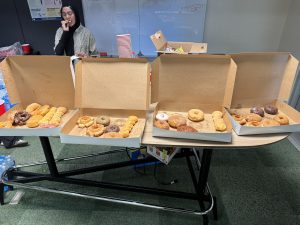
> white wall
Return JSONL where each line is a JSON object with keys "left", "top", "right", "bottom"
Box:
{"left": 204, "top": 0, "right": 292, "bottom": 53}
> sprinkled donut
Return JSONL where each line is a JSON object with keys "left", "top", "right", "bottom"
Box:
{"left": 155, "top": 113, "right": 169, "bottom": 121}
{"left": 188, "top": 109, "right": 204, "bottom": 122}
{"left": 96, "top": 116, "right": 110, "bottom": 126}
{"left": 13, "top": 111, "right": 31, "bottom": 126}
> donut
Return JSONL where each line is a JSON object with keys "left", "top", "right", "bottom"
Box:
{"left": 96, "top": 116, "right": 110, "bottom": 126}
{"left": 177, "top": 125, "right": 197, "bottom": 132}
{"left": 86, "top": 124, "right": 105, "bottom": 137}
{"left": 264, "top": 105, "right": 278, "bottom": 115}
{"left": 26, "top": 115, "right": 43, "bottom": 128}
{"left": 0, "top": 121, "right": 13, "bottom": 128}
{"left": 13, "top": 111, "right": 31, "bottom": 126}
{"left": 77, "top": 116, "right": 94, "bottom": 128}
{"left": 246, "top": 113, "right": 262, "bottom": 122}
{"left": 154, "top": 120, "right": 170, "bottom": 130}
{"left": 246, "top": 121, "right": 262, "bottom": 127}
{"left": 101, "top": 132, "right": 123, "bottom": 138}
{"left": 232, "top": 114, "right": 246, "bottom": 125}
{"left": 212, "top": 111, "right": 223, "bottom": 120}
{"left": 114, "top": 119, "right": 126, "bottom": 127}
{"left": 105, "top": 124, "right": 120, "bottom": 133}
{"left": 213, "top": 118, "right": 227, "bottom": 131}
{"left": 26, "top": 103, "right": 41, "bottom": 114}
{"left": 155, "top": 113, "right": 169, "bottom": 121}
{"left": 274, "top": 114, "right": 289, "bottom": 125}
{"left": 250, "top": 107, "right": 264, "bottom": 117}
{"left": 262, "top": 119, "right": 280, "bottom": 127}
{"left": 188, "top": 109, "right": 204, "bottom": 122}
{"left": 128, "top": 116, "right": 139, "bottom": 124}
{"left": 168, "top": 115, "right": 187, "bottom": 128}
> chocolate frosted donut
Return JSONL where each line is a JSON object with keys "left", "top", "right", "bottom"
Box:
{"left": 105, "top": 124, "right": 120, "bottom": 133}
{"left": 250, "top": 107, "right": 264, "bottom": 117}
{"left": 13, "top": 111, "right": 31, "bottom": 126}
{"left": 264, "top": 105, "right": 278, "bottom": 115}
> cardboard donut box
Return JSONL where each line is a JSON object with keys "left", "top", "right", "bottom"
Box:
{"left": 60, "top": 58, "right": 150, "bottom": 147}
{"left": 227, "top": 52, "right": 300, "bottom": 135}
{"left": 151, "top": 54, "right": 237, "bottom": 143}
{"left": 150, "top": 30, "right": 207, "bottom": 54}
{"left": 0, "top": 56, "right": 76, "bottom": 136}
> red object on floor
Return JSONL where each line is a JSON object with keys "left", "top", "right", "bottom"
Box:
{"left": 0, "top": 99, "right": 6, "bottom": 116}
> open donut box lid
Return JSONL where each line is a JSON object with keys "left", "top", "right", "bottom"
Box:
{"left": 226, "top": 52, "right": 300, "bottom": 135}
{"left": 60, "top": 57, "right": 150, "bottom": 147}
{"left": 150, "top": 30, "right": 207, "bottom": 54}
{"left": 150, "top": 54, "right": 237, "bottom": 143}
{"left": 0, "top": 56, "right": 76, "bottom": 136}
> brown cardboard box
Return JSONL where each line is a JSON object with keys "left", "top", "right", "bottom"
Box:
{"left": 60, "top": 58, "right": 150, "bottom": 147}
{"left": 227, "top": 52, "right": 300, "bottom": 135}
{"left": 151, "top": 54, "right": 237, "bottom": 142}
{"left": 150, "top": 31, "right": 207, "bottom": 54}
{"left": 0, "top": 56, "right": 76, "bottom": 136}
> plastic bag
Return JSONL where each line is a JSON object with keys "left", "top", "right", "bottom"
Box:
{"left": 0, "top": 42, "right": 23, "bottom": 60}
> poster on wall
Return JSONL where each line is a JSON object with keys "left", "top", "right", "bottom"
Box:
{"left": 27, "top": 0, "right": 62, "bottom": 21}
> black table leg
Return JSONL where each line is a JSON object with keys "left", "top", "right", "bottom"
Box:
{"left": 0, "top": 182, "right": 4, "bottom": 205}
{"left": 39, "top": 137, "right": 59, "bottom": 177}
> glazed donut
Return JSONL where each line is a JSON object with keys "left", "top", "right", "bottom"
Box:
{"left": 246, "top": 113, "right": 262, "bottom": 122}
{"left": 26, "top": 115, "right": 43, "bottom": 128}
{"left": 155, "top": 113, "right": 169, "bottom": 121}
{"left": 128, "top": 115, "right": 139, "bottom": 124}
{"left": 13, "top": 111, "right": 31, "bottom": 126}
{"left": 262, "top": 119, "right": 280, "bottom": 127}
{"left": 212, "top": 111, "right": 223, "bottom": 120}
{"left": 232, "top": 114, "right": 246, "bottom": 125}
{"left": 213, "top": 118, "right": 227, "bottom": 131}
{"left": 26, "top": 103, "right": 41, "bottom": 114}
{"left": 105, "top": 124, "right": 120, "bottom": 133}
{"left": 250, "top": 107, "right": 264, "bottom": 117}
{"left": 246, "top": 121, "right": 262, "bottom": 127}
{"left": 274, "top": 114, "right": 289, "bottom": 125}
{"left": 264, "top": 105, "right": 278, "bottom": 115}
{"left": 154, "top": 120, "right": 170, "bottom": 130}
{"left": 168, "top": 115, "right": 187, "bottom": 128}
{"left": 96, "top": 116, "right": 110, "bottom": 126}
{"left": 188, "top": 109, "right": 204, "bottom": 122}
{"left": 177, "top": 125, "right": 197, "bottom": 132}
{"left": 77, "top": 116, "right": 94, "bottom": 128}
{"left": 87, "top": 124, "right": 105, "bottom": 137}
{"left": 101, "top": 132, "right": 123, "bottom": 138}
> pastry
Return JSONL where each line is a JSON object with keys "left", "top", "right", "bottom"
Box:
{"left": 96, "top": 116, "right": 110, "bottom": 126}
{"left": 77, "top": 116, "right": 94, "bottom": 128}
{"left": 26, "top": 115, "right": 43, "bottom": 128}
{"left": 86, "top": 124, "right": 105, "bottom": 137}
{"left": 26, "top": 103, "right": 41, "bottom": 114}
{"left": 154, "top": 120, "right": 170, "bottom": 130}
{"left": 155, "top": 113, "right": 169, "bottom": 121}
{"left": 262, "top": 119, "right": 280, "bottom": 127}
{"left": 250, "top": 106, "right": 264, "bottom": 117}
{"left": 168, "top": 115, "right": 187, "bottom": 128}
{"left": 232, "top": 114, "right": 246, "bottom": 125}
{"left": 246, "top": 121, "right": 262, "bottom": 127}
{"left": 128, "top": 115, "right": 138, "bottom": 124}
{"left": 114, "top": 119, "right": 126, "bottom": 127}
{"left": 119, "top": 130, "right": 130, "bottom": 138}
{"left": 39, "top": 107, "right": 57, "bottom": 125}
{"left": 177, "top": 125, "right": 197, "bottom": 132}
{"left": 0, "top": 121, "right": 13, "bottom": 128}
{"left": 213, "top": 118, "right": 227, "bottom": 131}
{"left": 274, "top": 114, "right": 289, "bottom": 125}
{"left": 264, "top": 105, "right": 278, "bottom": 115}
{"left": 188, "top": 109, "right": 204, "bottom": 122}
{"left": 13, "top": 111, "right": 31, "bottom": 126}
{"left": 246, "top": 113, "right": 262, "bottom": 122}
{"left": 48, "top": 106, "right": 67, "bottom": 127}
{"left": 212, "top": 111, "right": 223, "bottom": 120}
{"left": 101, "top": 132, "right": 123, "bottom": 138}
{"left": 105, "top": 125, "right": 120, "bottom": 133}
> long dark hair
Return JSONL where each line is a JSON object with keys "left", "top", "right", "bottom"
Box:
{"left": 60, "top": 5, "right": 80, "bottom": 29}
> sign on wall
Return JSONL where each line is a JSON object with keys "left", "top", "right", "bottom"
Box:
{"left": 27, "top": 0, "right": 62, "bottom": 21}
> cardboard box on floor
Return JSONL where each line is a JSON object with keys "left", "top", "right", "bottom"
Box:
{"left": 60, "top": 58, "right": 150, "bottom": 147}
{"left": 150, "top": 31, "right": 207, "bottom": 54}
{"left": 227, "top": 52, "right": 300, "bottom": 135}
{"left": 0, "top": 56, "right": 76, "bottom": 136}
{"left": 151, "top": 54, "right": 237, "bottom": 143}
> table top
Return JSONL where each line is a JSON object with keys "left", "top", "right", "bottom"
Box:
{"left": 141, "top": 105, "right": 288, "bottom": 148}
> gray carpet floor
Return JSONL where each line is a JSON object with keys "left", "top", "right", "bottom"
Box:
{"left": 0, "top": 137, "right": 299, "bottom": 225}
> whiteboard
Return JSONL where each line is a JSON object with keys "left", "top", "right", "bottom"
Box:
{"left": 82, "top": 0, "right": 207, "bottom": 56}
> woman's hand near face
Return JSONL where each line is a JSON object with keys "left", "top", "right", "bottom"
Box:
{"left": 61, "top": 20, "right": 70, "bottom": 31}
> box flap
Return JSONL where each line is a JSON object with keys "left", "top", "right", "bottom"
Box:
{"left": 75, "top": 58, "right": 150, "bottom": 110}
{"left": 1, "top": 56, "right": 75, "bottom": 108}
{"left": 230, "top": 52, "right": 299, "bottom": 107}
{"left": 151, "top": 54, "right": 237, "bottom": 111}
{"left": 150, "top": 30, "right": 167, "bottom": 51}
